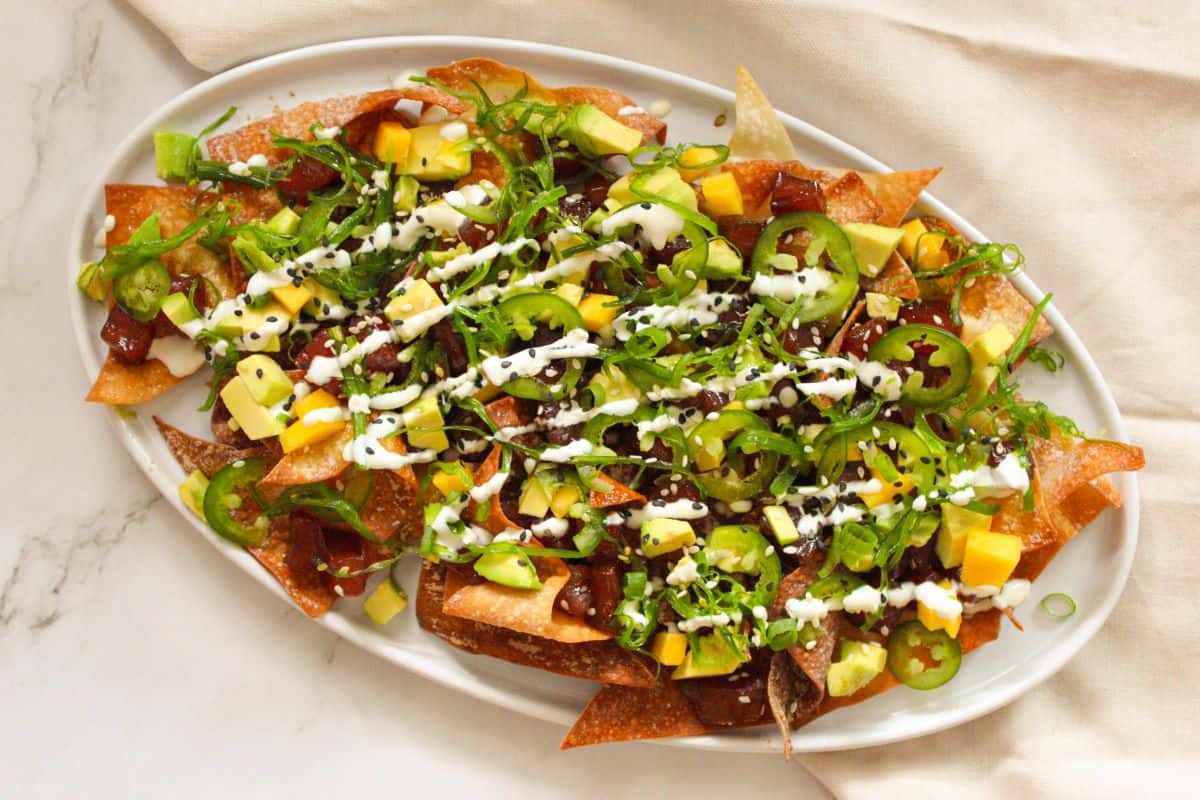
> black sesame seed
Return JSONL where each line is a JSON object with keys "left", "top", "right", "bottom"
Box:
{"left": 255, "top": 368, "right": 264, "bottom": 379}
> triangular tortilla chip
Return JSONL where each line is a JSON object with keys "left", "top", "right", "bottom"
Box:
{"left": 206, "top": 86, "right": 469, "bottom": 166}
{"left": 589, "top": 473, "right": 645, "bottom": 509}
{"left": 823, "top": 171, "right": 882, "bottom": 225}
{"left": 426, "top": 58, "right": 666, "bottom": 146}
{"left": 87, "top": 352, "right": 182, "bottom": 405}
{"left": 357, "top": 469, "right": 422, "bottom": 544}
{"left": 858, "top": 168, "right": 943, "bottom": 227}
{"left": 248, "top": 515, "right": 337, "bottom": 618}
{"left": 728, "top": 65, "right": 797, "bottom": 160}
{"left": 260, "top": 422, "right": 353, "bottom": 486}
{"left": 958, "top": 274, "right": 1055, "bottom": 348}
{"left": 416, "top": 561, "right": 655, "bottom": 686}
{"left": 864, "top": 251, "right": 921, "bottom": 300}
{"left": 154, "top": 416, "right": 261, "bottom": 477}
{"left": 442, "top": 551, "right": 611, "bottom": 644}
{"left": 561, "top": 679, "right": 710, "bottom": 749}
{"left": 105, "top": 184, "right": 244, "bottom": 300}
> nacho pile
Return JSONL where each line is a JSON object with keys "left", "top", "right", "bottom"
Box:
{"left": 80, "top": 58, "right": 1143, "bottom": 752}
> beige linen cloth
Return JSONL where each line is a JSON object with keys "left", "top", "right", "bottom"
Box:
{"left": 126, "top": 0, "right": 1200, "bottom": 795}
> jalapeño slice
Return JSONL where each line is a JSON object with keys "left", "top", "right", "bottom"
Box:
{"left": 496, "top": 291, "right": 586, "bottom": 401}
{"left": 749, "top": 212, "right": 859, "bottom": 324}
{"left": 113, "top": 260, "right": 171, "bottom": 322}
{"left": 886, "top": 620, "right": 963, "bottom": 690}
{"left": 816, "top": 421, "right": 935, "bottom": 489}
{"left": 202, "top": 456, "right": 270, "bottom": 547}
{"left": 688, "top": 410, "right": 779, "bottom": 502}
{"left": 867, "top": 323, "right": 971, "bottom": 407}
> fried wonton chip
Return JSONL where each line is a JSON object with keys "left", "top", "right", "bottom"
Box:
{"left": 425, "top": 58, "right": 666, "bottom": 145}
{"left": 87, "top": 352, "right": 183, "bottom": 405}
{"left": 959, "top": 274, "right": 1055, "bottom": 347}
{"left": 105, "top": 184, "right": 243, "bottom": 299}
{"left": 206, "top": 86, "right": 469, "bottom": 166}
{"left": 249, "top": 515, "right": 337, "bottom": 618}
{"left": 154, "top": 416, "right": 261, "bottom": 477}
{"left": 259, "top": 422, "right": 353, "bottom": 486}
{"left": 865, "top": 252, "right": 921, "bottom": 300}
{"left": 441, "top": 550, "right": 611, "bottom": 644}
{"left": 728, "top": 65, "right": 797, "bottom": 160}
{"left": 827, "top": 299, "right": 867, "bottom": 356}
{"left": 721, "top": 160, "right": 828, "bottom": 216}
{"left": 465, "top": 446, "right": 520, "bottom": 533}
{"left": 561, "top": 678, "right": 711, "bottom": 749}
{"left": 823, "top": 171, "right": 882, "bottom": 225}
{"left": 417, "top": 561, "right": 655, "bottom": 686}
{"left": 589, "top": 473, "right": 645, "bottom": 509}
{"left": 767, "top": 556, "right": 841, "bottom": 757}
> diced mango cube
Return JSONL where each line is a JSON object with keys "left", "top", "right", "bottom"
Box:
{"left": 961, "top": 530, "right": 1023, "bottom": 588}
{"left": 579, "top": 293, "right": 619, "bottom": 333}
{"left": 279, "top": 389, "right": 344, "bottom": 453}
{"left": 917, "top": 580, "right": 962, "bottom": 639}
{"left": 651, "top": 632, "right": 689, "bottom": 666}
{"left": 860, "top": 471, "right": 916, "bottom": 509}
{"left": 373, "top": 121, "right": 413, "bottom": 165}
{"left": 270, "top": 283, "right": 313, "bottom": 317}
{"left": 550, "top": 485, "right": 581, "bottom": 518}
{"left": 699, "top": 172, "right": 744, "bottom": 217}
{"left": 676, "top": 146, "right": 721, "bottom": 181}
{"left": 898, "top": 219, "right": 950, "bottom": 270}
{"left": 432, "top": 469, "right": 470, "bottom": 498}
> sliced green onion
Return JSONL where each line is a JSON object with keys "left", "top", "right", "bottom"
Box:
{"left": 1040, "top": 593, "right": 1076, "bottom": 620}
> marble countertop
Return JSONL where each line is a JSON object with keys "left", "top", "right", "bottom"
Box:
{"left": 0, "top": 2, "right": 826, "bottom": 795}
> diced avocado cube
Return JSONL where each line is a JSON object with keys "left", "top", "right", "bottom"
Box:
{"left": 842, "top": 222, "right": 905, "bottom": 278}
{"left": 607, "top": 167, "right": 697, "bottom": 212}
{"left": 705, "top": 525, "right": 774, "bottom": 574}
{"left": 936, "top": 504, "right": 994, "bottom": 568}
{"left": 177, "top": 469, "right": 209, "bottom": 518}
{"left": 826, "top": 640, "right": 887, "bottom": 697}
{"left": 968, "top": 323, "right": 1016, "bottom": 366}
{"left": 960, "top": 530, "right": 1022, "bottom": 588}
{"left": 555, "top": 283, "right": 584, "bottom": 307}
{"left": 373, "top": 121, "right": 413, "bottom": 165}
{"left": 402, "top": 395, "right": 449, "bottom": 452}
{"left": 560, "top": 104, "right": 643, "bottom": 156}
{"left": 231, "top": 234, "right": 277, "bottom": 274}
{"left": 236, "top": 354, "right": 293, "bottom": 406}
{"left": 865, "top": 292, "right": 901, "bottom": 321}
{"left": 393, "top": 175, "right": 421, "bottom": 212}
{"left": 641, "top": 518, "right": 696, "bottom": 558}
{"left": 153, "top": 131, "right": 196, "bottom": 181}
{"left": 650, "top": 632, "right": 688, "bottom": 666}
{"left": 303, "top": 279, "right": 343, "bottom": 317}
{"left": 473, "top": 551, "right": 541, "bottom": 590}
{"left": 219, "top": 377, "right": 286, "bottom": 441}
{"left": 265, "top": 206, "right": 301, "bottom": 236}
{"left": 587, "top": 366, "right": 641, "bottom": 405}
{"left": 702, "top": 239, "right": 744, "bottom": 279}
{"left": 384, "top": 279, "right": 445, "bottom": 341}
{"left": 698, "top": 172, "right": 744, "bottom": 217}
{"left": 77, "top": 261, "right": 107, "bottom": 303}
{"left": 159, "top": 292, "right": 197, "bottom": 328}
{"left": 672, "top": 633, "right": 746, "bottom": 679}
{"left": 363, "top": 577, "right": 409, "bottom": 625}
{"left": 400, "top": 124, "right": 471, "bottom": 181}
{"left": 762, "top": 505, "right": 800, "bottom": 545}
{"left": 517, "top": 473, "right": 553, "bottom": 517}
